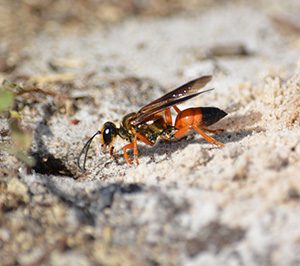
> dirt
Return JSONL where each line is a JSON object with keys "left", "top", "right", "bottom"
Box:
{"left": 1, "top": 0, "right": 300, "bottom": 265}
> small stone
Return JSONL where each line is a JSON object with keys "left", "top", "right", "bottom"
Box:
{"left": 7, "top": 178, "right": 29, "bottom": 203}
{"left": 211, "top": 180, "right": 226, "bottom": 192}
{"left": 0, "top": 228, "right": 10, "bottom": 242}
{"left": 18, "top": 248, "right": 44, "bottom": 265}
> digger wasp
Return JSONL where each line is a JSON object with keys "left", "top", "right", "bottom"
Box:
{"left": 77, "top": 75, "right": 227, "bottom": 171}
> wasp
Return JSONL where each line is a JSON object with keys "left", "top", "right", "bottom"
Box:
{"left": 77, "top": 75, "right": 227, "bottom": 170}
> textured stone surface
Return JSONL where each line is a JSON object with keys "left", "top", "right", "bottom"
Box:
{"left": 1, "top": 1, "right": 300, "bottom": 265}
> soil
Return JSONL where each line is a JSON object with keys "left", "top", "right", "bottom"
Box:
{"left": 1, "top": 0, "right": 300, "bottom": 265}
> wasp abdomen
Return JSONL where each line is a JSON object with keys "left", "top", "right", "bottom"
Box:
{"left": 174, "top": 107, "right": 227, "bottom": 129}
{"left": 174, "top": 108, "right": 199, "bottom": 128}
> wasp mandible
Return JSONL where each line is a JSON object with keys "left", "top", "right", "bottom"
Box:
{"left": 77, "top": 75, "right": 227, "bottom": 170}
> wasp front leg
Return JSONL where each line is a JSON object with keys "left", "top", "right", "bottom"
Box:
{"left": 109, "top": 145, "right": 120, "bottom": 163}
{"left": 192, "top": 125, "right": 224, "bottom": 147}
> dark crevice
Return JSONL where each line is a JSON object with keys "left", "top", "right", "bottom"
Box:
{"left": 31, "top": 152, "right": 73, "bottom": 176}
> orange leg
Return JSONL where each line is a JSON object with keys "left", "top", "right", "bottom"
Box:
{"left": 173, "top": 125, "right": 224, "bottom": 147}
{"left": 122, "top": 133, "right": 154, "bottom": 164}
{"left": 192, "top": 125, "right": 224, "bottom": 147}
{"left": 136, "top": 133, "right": 154, "bottom": 146}
{"left": 173, "top": 126, "right": 191, "bottom": 139}
{"left": 165, "top": 106, "right": 181, "bottom": 126}
{"left": 164, "top": 108, "right": 172, "bottom": 125}
{"left": 133, "top": 135, "right": 139, "bottom": 165}
{"left": 109, "top": 145, "right": 120, "bottom": 163}
{"left": 123, "top": 142, "right": 134, "bottom": 164}
{"left": 173, "top": 105, "right": 181, "bottom": 114}
{"left": 109, "top": 145, "right": 115, "bottom": 158}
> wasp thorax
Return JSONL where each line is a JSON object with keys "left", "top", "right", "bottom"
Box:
{"left": 100, "top": 122, "right": 118, "bottom": 146}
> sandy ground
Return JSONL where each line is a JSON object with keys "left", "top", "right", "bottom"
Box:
{"left": 1, "top": 1, "right": 300, "bottom": 265}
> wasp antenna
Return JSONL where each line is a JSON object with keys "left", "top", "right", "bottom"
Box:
{"left": 77, "top": 131, "right": 101, "bottom": 172}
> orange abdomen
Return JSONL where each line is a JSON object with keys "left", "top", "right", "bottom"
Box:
{"left": 175, "top": 108, "right": 203, "bottom": 129}
{"left": 175, "top": 107, "right": 227, "bottom": 129}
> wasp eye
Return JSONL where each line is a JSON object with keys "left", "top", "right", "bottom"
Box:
{"left": 102, "top": 122, "right": 118, "bottom": 145}
{"left": 103, "top": 128, "right": 112, "bottom": 144}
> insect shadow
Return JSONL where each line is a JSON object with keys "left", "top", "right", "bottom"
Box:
{"left": 216, "top": 111, "right": 263, "bottom": 130}
{"left": 38, "top": 176, "right": 143, "bottom": 225}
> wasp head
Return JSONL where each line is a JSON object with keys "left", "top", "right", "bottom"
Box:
{"left": 77, "top": 122, "right": 119, "bottom": 172}
{"left": 100, "top": 122, "right": 118, "bottom": 152}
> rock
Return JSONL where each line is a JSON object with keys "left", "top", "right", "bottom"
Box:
{"left": 7, "top": 178, "right": 29, "bottom": 203}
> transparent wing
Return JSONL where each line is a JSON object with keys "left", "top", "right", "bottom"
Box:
{"left": 131, "top": 75, "right": 212, "bottom": 125}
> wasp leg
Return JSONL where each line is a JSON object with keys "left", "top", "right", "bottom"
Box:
{"left": 109, "top": 145, "right": 114, "bottom": 157}
{"left": 134, "top": 133, "right": 156, "bottom": 165}
{"left": 173, "top": 125, "right": 191, "bottom": 140}
{"left": 123, "top": 133, "right": 154, "bottom": 165}
{"left": 192, "top": 125, "right": 224, "bottom": 147}
{"left": 109, "top": 145, "right": 119, "bottom": 163}
{"left": 173, "top": 105, "right": 181, "bottom": 114}
{"left": 133, "top": 135, "right": 139, "bottom": 165}
{"left": 173, "top": 125, "right": 224, "bottom": 147}
{"left": 165, "top": 105, "right": 181, "bottom": 126}
{"left": 164, "top": 108, "right": 173, "bottom": 125}
{"left": 202, "top": 127, "right": 225, "bottom": 134}
{"left": 123, "top": 142, "right": 134, "bottom": 164}
{"left": 136, "top": 133, "right": 154, "bottom": 146}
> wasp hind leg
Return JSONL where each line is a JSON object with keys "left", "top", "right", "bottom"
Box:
{"left": 173, "top": 125, "right": 224, "bottom": 147}
{"left": 192, "top": 125, "right": 224, "bottom": 147}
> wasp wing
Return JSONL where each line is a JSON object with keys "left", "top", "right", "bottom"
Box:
{"left": 131, "top": 75, "right": 212, "bottom": 126}
{"left": 138, "top": 75, "right": 212, "bottom": 114}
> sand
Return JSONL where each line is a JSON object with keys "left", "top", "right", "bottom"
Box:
{"left": 1, "top": 1, "right": 300, "bottom": 265}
